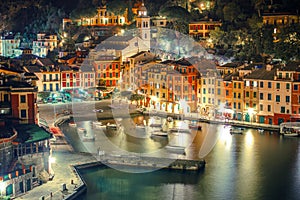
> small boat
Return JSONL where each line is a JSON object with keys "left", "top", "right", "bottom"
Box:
{"left": 77, "top": 127, "right": 87, "bottom": 134}
{"left": 282, "top": 131, "right": 299, "bottom": 137}
{"left": 106, "top": 123, "right": 122, "bottom": 136}
{"left": 69, "top": 122, "right": 77, "bottom": 127}
{"left": 258, "top": 129, "right": 264, "bottom": 133}
{"left": 230, "top": 128, "right": 243, "bottom": 134}
{"left": 92, "top": 121, "right": 105, "bottom": 129}
{"left": 150, "top": 131, "right": 168, "bottom": 138}
{"left": 165, "top": 145, "right": 186, "bottom": 155}
{"left": 169, "top": 128, "right": 191, "bottom": 133}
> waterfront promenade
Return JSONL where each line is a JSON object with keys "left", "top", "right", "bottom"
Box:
{"left": 19, "top": 100, "right": 280, "bottom": 199}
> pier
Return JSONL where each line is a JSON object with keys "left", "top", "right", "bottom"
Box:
{"left": 93, "top": 153, "right": 206, "bottom": 171}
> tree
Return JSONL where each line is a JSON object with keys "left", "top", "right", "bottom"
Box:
{"left": 106, "top": 0, "right": 127, "bottom": 17}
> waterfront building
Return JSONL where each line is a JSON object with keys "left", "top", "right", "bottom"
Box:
{"left": 146, "top": 63, "right": 168, "bottom": 110}
{"left": 24, "top": 65, "right": 61, "bottom": 93}
{"left": 199, "top": 69, "right": 220, "bottom": 117}
{"left": 121, "top": 51, "right": 156, "bottom": 90}
{"left": 273, "top": 66, "right": 293, "bottom": 125}
{"left": 79, "top": 64, "right": 95, "bottom": 89}
{"left": 59, "top": 65, "right": 80, "bottom": 90}
{"left": 288, "top": 61, "right": 300, "bottom": 122}
{"left": 188, "top": 20, "right": 222, "bottom": 40}
{"left": 32, "top": 33, "right": 58, "bottom": 58}
{"left": 166, "top": 58, "right": 199, "bottom": 113}
{"left": 93, "top": 55, "right": 121, "bottom": 87}
{"left": 0, "top": 32, "right": 21, "bottom": 58}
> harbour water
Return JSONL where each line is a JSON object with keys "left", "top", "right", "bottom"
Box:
{"left": 60, "top": 116, "right": 300, "bottom": 200}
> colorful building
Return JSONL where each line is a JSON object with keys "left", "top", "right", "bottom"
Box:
{"left": 0, "top": 32, "right": 21, "bottom": 58}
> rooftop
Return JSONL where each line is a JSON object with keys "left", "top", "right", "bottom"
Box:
{"left": 14, "top": 124, "right": 51, "bottom": 144}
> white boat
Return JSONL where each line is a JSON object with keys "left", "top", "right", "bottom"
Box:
{"left": 106, "top": 123, "right": 122, "bottom": 136}
{"left": 169, "top": 127, "right": 191, "bottom": 133}
{"left": 282, "top": 131, "right": 299, "bottom": 137}
{"left": 77, "top": 127, "right": 87, "bottom": 134}
{"left": 230, "top": 128, "right": 243, "bottom": 134}
{"left": 69, "top": 122, "right": 77, "bottom": 127}
{"left": 280, "top": 122, "right": 300, "bottom": 137}
{"left": 165, "top": 145, "right": 186, "bottom": 155}
{"left": 92, "top": 121, "right": 105, "bottom": 129}
{"left": 150, "top": 131, "right": 168, "bottom": 138}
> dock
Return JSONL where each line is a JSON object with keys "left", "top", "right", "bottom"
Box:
{"left": 93, "top": 153, "right": 206, "bottom": 171}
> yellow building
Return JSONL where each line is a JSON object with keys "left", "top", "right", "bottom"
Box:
{"left": 262, "top": 12, "right": 300, "bottom": 26}
{"left": 75, "top": 5, "right": 126, "bottom": 26}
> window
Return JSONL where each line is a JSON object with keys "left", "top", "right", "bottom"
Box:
{"left": 286, "top": 83, "right": 290, "bottom": 90}
{"left": 276, "top": 83, "right": 280, "bottom": 89}
{"left": 234, "top": 83, "right": 236, "bottom": 88}
{"left": 286, "top": 96, "right": 290, "bottom": 103}
{"left": 238, "top": 103, "right": 241, "bottom": 109}
{"left": 226, "top": 90, "right": 229, "bottom": 96}
{"left": 246, "top": 103, "right": 249, "bottom": 108}
{"left": 260, "top": 82, "right": 264, "bottom": 88}
{"left": 238, "top": 83, "right": 241, "bottom": 89}
{"left": 203, "top": 97, "right": 206, "bottom": 103}
{"left": 234, "top": 92, "right": 236, "bottom": 98}
{"left": 21, "top": 109, "right": 27, "bottom": 118}
{"left": 203, "top": 88, "right": 206, "bottom": 94}
{"left": 116, "top": 73, "right": 118, "bottom": 78}
{"left": 268, "top": 82, "right": 272, "bottom": 88}
{"left": 268, "top": 94, "right": 272, "bottom": 100}
{"left": 253, "top": 92, "right": 257, "bottom": 98}
{"left": 281, "top": 106, "right": 285, "bottom": 113}
{"left": 234, "top": 102, "right": 236, "bottom": 109}
{"left": 260, "top": 93, "right": 264, "bottom": 100}
{"left": 268, "top": 105, "right": 271, "bottom": 112}
{"left": 253, "top": 103, "right": 257, "bottom": 109}
{"left": 246, "top": 91, "right": 249, "bottom": 97}
{"left": 294, "top": 85, "right": 298, "bottom": 90}
{"left": 20, "top": 95, "right": 26, "bottom": 103}
{"left": 217, "top": 89, "right": 221, "bottom": 95}
{"left": 276, "top": 95, "right": 280, "bottom": 102}
{"left": 260, "top": 104, "right": 263, "bottom": 111}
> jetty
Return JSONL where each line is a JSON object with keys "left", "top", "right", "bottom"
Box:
{"left": 94, "top": 153, "right": 206, "bottom": 171}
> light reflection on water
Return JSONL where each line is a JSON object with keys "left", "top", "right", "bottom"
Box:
{"left": 60, "top": 117, "right": 300, "bottom": 200}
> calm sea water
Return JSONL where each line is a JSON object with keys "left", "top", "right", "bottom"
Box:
{"left": 61, "top": 117, "right": 300, "bottom": 200}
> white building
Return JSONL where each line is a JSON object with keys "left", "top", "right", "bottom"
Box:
{"left": 0, "top": 33, "right": 21, "bottom": 58}
{"left": 32, "top": 33, "right": 58, "bottom": 58}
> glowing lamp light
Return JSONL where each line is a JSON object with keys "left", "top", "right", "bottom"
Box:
{"left": 0, "top": 181, "right": 5, "bottom": 195}
{"left": 49, "top": 156, "right": 56, "bottom": 164}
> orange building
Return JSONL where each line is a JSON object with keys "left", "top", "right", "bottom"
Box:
{"left": 189, "top": 20, "right": 222, "bottom": 39}
{"left": 93, "top": 55, "right": 122, "bottom": 87}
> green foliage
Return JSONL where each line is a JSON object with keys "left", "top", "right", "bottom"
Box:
{"left": 106, "top": 0, "right": 127, "bottom": 16}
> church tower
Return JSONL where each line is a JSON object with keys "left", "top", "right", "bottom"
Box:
{"left": 136, "top": 1, "right": 151, "bottom": 50}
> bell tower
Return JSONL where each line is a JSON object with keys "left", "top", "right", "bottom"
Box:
{"left": 136, "top": 1, "right": 150, "bottom": 50}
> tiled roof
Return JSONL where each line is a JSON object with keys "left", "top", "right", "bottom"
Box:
{"left": 80, "top": 64, "right": 94, "bottom": 72}
{"left": 37, "top": 58, "right": 54, "bottom": 66}
{"left": 244, "top": 66, "right": 278, "bottom": 80}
